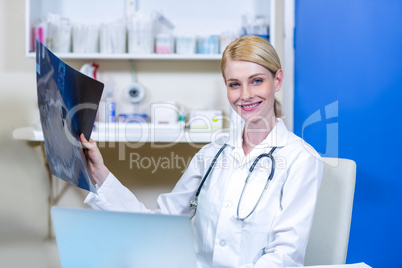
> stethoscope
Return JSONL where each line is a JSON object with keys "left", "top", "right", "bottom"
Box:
{"left": 189, "top": 144, "right": 277, "bottom": 221}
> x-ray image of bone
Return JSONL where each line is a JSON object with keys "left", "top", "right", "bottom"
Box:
{"left": 36, "top": 40, "right": 103, "bottom": 192}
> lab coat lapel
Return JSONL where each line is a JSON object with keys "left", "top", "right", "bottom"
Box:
{"left": 228, "top": 119, "right": 289, "bottom": 168}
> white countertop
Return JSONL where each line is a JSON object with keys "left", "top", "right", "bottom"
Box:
{"left": 12, "top": 122, "right": 229, "bottom": 144}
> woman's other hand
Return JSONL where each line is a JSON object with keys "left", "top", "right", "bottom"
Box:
{"left": 80, "top": 133, "right": 109, "bottom": 186}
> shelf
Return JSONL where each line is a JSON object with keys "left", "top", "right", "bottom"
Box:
{"left": 26, "top": 0, "right": 274, "bottom": 61}
{"left": 12, "top": 124, "right": 229, "bottom": 144}
{"left": 26, "top": 52, "right": 223, "bottom": 61}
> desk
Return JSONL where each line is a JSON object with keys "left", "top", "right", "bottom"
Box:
{"left": 291, "top": 264, "right": 371, "bottom": 268}
{"left": 13, "top": 123, "right": 228, "bottom": 238}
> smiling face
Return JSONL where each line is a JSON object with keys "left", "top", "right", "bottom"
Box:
{"left": 224, "top": 59, "right": 283, "bottom": 124}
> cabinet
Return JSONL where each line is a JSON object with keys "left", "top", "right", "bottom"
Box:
{"left": 25, "top": 0, "right": 277, "bottom": 60}
{"left": 24, "top": 0, "right": 295, "bottom": 130}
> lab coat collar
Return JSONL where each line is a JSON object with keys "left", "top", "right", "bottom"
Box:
{"left": 227, "top": 119, "right": 289, "bottom": 166}
{"left": 227, "top": 118, "right": 288, "bottom": 149}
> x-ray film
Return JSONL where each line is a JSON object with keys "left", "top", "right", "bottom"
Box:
{"left": 36, "top": 40, "right": 104, "bottom": 193}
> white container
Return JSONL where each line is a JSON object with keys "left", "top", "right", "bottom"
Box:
{"left": 47, "top": 14, "right": 72, "bottom": 53}
{"left": 151, "top": 103, "right": 180, "bottom": 125}
{"left": 127, "top": 11, "right": 155, "bottom": 54}
{"left": 100, "top": 20, "right": 126, "bottom": 54}
{"left": 73, "top": 24, "right": 99, "bottom": 53}
{"left": 189, "top": 110, "right": 223, "bottom": 132}
{"left": 220, "top": 31, "right": 237, "bottom": 53}
{"left": 176, "top": 35, "right": 196, "bottom": 54}
{"left": 155, "top": 33, "right": 175, "bottom": 54}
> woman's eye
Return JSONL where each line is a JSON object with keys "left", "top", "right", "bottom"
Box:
{"left": 252, "top": 78, "right": 263, "bottom": 85}
{"left": 229, "top": 82, "right": 240, "bottom": 88}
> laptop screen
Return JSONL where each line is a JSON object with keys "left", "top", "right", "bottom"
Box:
{"left": 51, "top": 207, "right": 197, "bottom": 268}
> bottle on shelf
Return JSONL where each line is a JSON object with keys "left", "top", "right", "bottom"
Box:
{"left": 98, "top": 82, "right": 116, "bottom": 124}
{"left": 105, "top": 87, "right": 116, "bottom": 123}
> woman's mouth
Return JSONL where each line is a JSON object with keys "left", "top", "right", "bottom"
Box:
{"left": 239, "top": 101, "right": 262, "bottom": 111}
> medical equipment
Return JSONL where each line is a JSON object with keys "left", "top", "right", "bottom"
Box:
{"left": 220, "top": 31, "right": 237, "bottom": 53}
{"left": 151, "top": 102, "right": 181, "bottom": 125}
{"left": 190, "top": 144, "right": 277, "bottom": 221}
{"left": 47, "top": 13, "right": 72, "bottom": 53}
{"left": 105, "top": 89, "right": 116, "bottom": 123}
{"left": 127, "top": 11, "right": 155, "bottom": 54}
{"left": 126, "top": 82, "right": 145, "bottom": 104}
{"left": 118, "top": 113, "right": 149, "bottom": 123}
{"left": 79, "top": 62, "right": 99, "bottom": 79}
{"left": 241, "top": 14, "right": 269, "bottom": 40}
{"left": 32, "top": 20, "right": 47, "bottom": 52}
{"left": 97, "top": 82, "right": 116, "bottom": 123}
{"left": 73, "top": 23, "right": 99, "bottom": 53}
{"left": 155, "top": 33, "right": 175, "bottom": 54}
{"left": 189, "top": 110, "right": 223, "bottom": 132}
{"left": 100, "top": 19, "right": 126, "bottom": 54}
{"left": 120, "top": 60, "right": 146, "bottom": 116}
{"left": 197, "top": 35, "right": 220, "bottom": 54}
{"left": 176, "top": 35, "right": 196, "bottom": 54}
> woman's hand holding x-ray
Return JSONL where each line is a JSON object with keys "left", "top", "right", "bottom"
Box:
{"left": 80, "top": 133, "right": 109, "bottom": 187}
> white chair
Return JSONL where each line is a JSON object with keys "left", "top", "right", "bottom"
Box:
{"left": 304, "top": 157, "right": 357, "bottom": 266}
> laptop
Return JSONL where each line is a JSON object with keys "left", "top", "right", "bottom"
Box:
{"left": 51, "top": 207, "right": 197, "bottom": 268}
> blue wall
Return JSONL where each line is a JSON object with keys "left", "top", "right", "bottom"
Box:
{"left": 294, "top": 1, "right": 402, "bottom": 267}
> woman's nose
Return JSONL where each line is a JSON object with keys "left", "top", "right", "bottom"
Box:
{"left": 241, "top": 85, "right": 253, "bottom": 100}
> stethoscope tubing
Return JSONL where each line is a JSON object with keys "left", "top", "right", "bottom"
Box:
{"left": 195, "top": 144, "right": 228, "bottom": 198}
{"left": 190, "top": 144, "right": 277, "bottom": 221}
{"left": 189, "top": 143, "right": 228, "bottom": 211}
{"left": 236, "top": 148, "right": 276, "bottom": 221}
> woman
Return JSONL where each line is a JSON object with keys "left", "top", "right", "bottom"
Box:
{"left": 81, "top": 35, "right": 323, "bottom": 267}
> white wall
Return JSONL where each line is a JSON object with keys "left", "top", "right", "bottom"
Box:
{"left": 0, "top": 0, "right": 50, "bottom": 266}
{"left": 0, "top": 0, "right": 285, "bottom": 267}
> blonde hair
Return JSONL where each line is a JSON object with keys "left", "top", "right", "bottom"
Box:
{"left": 221, "top": 35, "right": 283, "bottom": 117}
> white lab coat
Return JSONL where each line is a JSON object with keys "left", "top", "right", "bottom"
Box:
{"left": 85, "top": 119, "right": 323, "bottom": 268}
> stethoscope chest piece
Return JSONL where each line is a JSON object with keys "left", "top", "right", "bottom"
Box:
{"left": 189, "top": 199, "right": 198, "bottom": 210}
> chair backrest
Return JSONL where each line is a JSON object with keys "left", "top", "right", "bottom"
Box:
{"left": 304, "top": 157, "right": 357, "bottom": 266}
